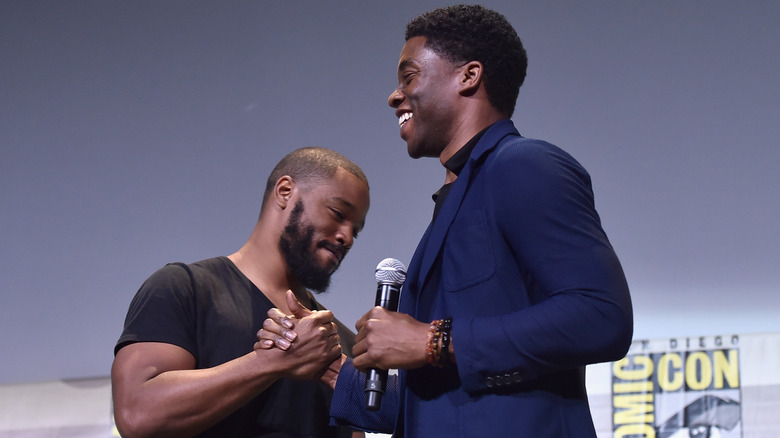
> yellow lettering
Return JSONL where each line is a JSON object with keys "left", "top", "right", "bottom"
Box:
{"left": 614, "top": 355, "right": 654, "bottom": 380}
{"left": 686, "top": 351, "right": 712, "bottom": 390}
{"left": 613, "top": 393, "right": 654, "bottom": 424}
{"left": 614, "top": 423, "right": 656, "bottom": 438}
{"left": 713, "top": 349, "right": 740, "bottom": 388}
{"left": 657, "top": 353, "right": 683, "bottom": 392}
{"left": 613, "top": 381, "right": 654, "bottom": 393}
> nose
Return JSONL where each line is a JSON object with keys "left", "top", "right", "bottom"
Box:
{"left": 335, "top": 224, "right": 354, "bottom": 251}
{"left": 388, "top": 88, "right": 403, "bottom": 108}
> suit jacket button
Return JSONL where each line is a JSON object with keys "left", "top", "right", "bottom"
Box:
{"left": 502, "top": 373, "right": 513, "bottom": 385}
{"left": 512, "top": 371, "right": 522, "bottom": 383}
{"left": 485, "top": 377, "right": 494, "bottom": 388}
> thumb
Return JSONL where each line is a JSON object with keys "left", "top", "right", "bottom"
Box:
{"left": 286, "top": 290, "right": 313, "bottom": 319}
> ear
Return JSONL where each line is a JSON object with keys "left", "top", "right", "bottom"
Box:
{"left": 273, "top": 175, "right": 296, "bottom": 209}
{"left": 458, "top": 60, "right": 484, "bottom": 96}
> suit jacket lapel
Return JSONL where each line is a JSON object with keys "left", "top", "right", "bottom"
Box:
{"left": 414, "top": 120, "right": 519, "bottom": 293}
{"left": 400, "top": 223, "right": 430, "bottom": 316}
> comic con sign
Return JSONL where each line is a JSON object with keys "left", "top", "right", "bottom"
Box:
{"left": 612, "top": 335, "right": 742, "bottom": 438}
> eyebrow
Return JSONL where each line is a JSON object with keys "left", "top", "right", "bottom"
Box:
{"left": 329, "top": 196, "right": 354, "bottom": 208}
{"left": 397, "top": 58, "right": 417, "bottom": 73}
{"left": 329, "top": 197, "right": 366, "bottom": 230}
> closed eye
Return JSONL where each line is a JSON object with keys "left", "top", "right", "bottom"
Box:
{"left": 330, "top": 208, "right": 345, "bottom": 221}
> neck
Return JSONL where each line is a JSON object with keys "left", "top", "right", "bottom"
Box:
{"left": 228, "top": 229, "right": 309, "bottom": 314}
{"left": 438, "top": 109, "right": 505, "bottom": 167}
{"left": 444, "top": 169, "right": 458, "bottom": 184}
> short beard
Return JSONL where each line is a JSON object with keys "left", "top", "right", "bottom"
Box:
{"left": 279, "top": 200, "right": 333, "bottom": 293}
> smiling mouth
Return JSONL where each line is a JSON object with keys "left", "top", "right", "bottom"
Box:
{"left": 319, "top": 242, "right": 345, "bottom": 263}
{"left": 398, "top": 112, "right": 412, "bottom": 127}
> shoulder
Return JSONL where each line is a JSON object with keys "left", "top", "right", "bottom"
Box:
{"left": 154, "top": 257, "right": 231, "bottom": 283}
{"left": 474, "top": 137, "right": 594, "bottom": 215}
{"left": 486, "top": 136, "right": 590, "bottom": 186}
{"left": 139, "top": 262, "right": 190, "bottom": 292}
{"left": 135, "top": 257, "right": 228, "bottom": 300}
{"left": 492, "top": 136, "right": 577, "bottom": 165}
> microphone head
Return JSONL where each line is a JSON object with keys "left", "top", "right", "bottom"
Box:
{"left": 375, "top": 258, "right": 407, "bottom": 285}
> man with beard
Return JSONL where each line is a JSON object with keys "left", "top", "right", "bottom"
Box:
{"left": 111, "top": 147, "right": 370, "bottom": 438}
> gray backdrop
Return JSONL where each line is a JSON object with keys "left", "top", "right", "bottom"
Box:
{"left": 2, "top": 1, "right": 778, "bottom": 384}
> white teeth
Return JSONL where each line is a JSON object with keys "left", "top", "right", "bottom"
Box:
{"left": 398, "top": 112, "right": 413, "bottom": 126}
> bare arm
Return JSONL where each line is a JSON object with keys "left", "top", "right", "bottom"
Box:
{"left": 112, "top": 308, "right": 341, "bottom": 438}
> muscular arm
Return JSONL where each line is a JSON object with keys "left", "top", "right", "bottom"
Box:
{"left": 112, "top": 309, "right": 341, "bottom": 438}
{"left": 112, "top": 343, "right": 281, "bottom": 437}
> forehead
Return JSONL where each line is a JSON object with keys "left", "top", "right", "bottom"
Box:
{"left": 305, "top": 168, "right": 369, "bottom": 217}
{"left": 400, "top": 36, "right": 427, "bottom": 58}
{"left": 397, "top": 36, "right": 451, "bottom": 73}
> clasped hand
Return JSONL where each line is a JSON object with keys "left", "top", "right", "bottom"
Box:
{"left": 254, "top": 291, "right": 342, "bottom": 383}
{"left": 257, "top": 293, "right": 431, "bottom": 378}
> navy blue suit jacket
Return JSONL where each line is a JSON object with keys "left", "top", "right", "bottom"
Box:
{"left": 331, "top": 120, "right": 633, "bottom": 437}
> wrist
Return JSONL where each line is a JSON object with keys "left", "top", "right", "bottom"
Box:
{"left": 426, "top": 317, "right": 453, "bottom": 368}
{"left": 249, "top": 347, "right": 288, "bottom": 380}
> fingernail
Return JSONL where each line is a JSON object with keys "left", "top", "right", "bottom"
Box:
{"left": 278, "top": 338, "right": 291, "bottom": 349}
{"left": 282, "top": 318, "right": 294, "bottom": 329}
{"left": 284, "top": 330, "right": 297, "bottom": 341}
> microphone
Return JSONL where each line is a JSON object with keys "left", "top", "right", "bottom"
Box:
{"left": 365, "top": 258, "right": 407, "bottom": 411}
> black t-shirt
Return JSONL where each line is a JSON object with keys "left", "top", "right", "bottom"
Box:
{"left": 116, "top": 256, "right": 354, "bottom": 438}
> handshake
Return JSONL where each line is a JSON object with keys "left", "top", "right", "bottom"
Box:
{"left": 254, "top": 289, "right": 434, "bottom": 391}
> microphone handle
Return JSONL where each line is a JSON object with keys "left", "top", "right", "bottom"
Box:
{"left": 365, "top": 368, "right": 388, "bottom": 410}
{"left": 365, "top": 282, "right": 401, "bottom": 411}
{"left": 375, "top": 282, "right": 401, "bottom": 309}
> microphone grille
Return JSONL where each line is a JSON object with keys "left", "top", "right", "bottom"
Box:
{"left": 375, "top": 258, "right": 407, "bottom": 285}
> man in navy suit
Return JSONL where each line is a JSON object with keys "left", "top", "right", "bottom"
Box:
{"left": 260, "top": 5, "right": 633, "bottom": 437}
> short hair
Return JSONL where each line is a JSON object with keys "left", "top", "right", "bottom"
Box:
{"left": 262, "top": 147, "right": 368, "bottom": 205}
{"left": 405, "top": 5, "right": 527, "bottom": 117}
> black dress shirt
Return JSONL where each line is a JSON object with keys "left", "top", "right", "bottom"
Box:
{"left": 431, "top": 126, "right": 490, "bottom": 223}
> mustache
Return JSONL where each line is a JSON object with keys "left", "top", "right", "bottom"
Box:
{"left": 318, "top": 240, "right": 347, "bottom": 262}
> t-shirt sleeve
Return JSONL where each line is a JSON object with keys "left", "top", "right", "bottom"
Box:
{"left": 114, "top": 263, "right": 198, "bottom": 356}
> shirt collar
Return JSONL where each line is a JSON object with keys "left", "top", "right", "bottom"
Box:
{"left": 443, "top": 125, "right": 490, "bottom": 176}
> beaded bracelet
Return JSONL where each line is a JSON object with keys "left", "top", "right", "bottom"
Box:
{"left": 426, "top": 319, "right": 442, "bottom": 367}
{"left": 439, "top": 317, "right": 452, "bottom": 367}
{"left": 426, "top": 317, "right": 453, "bottom": 368}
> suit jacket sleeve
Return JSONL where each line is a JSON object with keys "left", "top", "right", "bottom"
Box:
{"left": 453, "top": 137, "right": 633, "bottom": 393}
{"left": 329, "top": 358, "right": 398, "bottom": 433}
